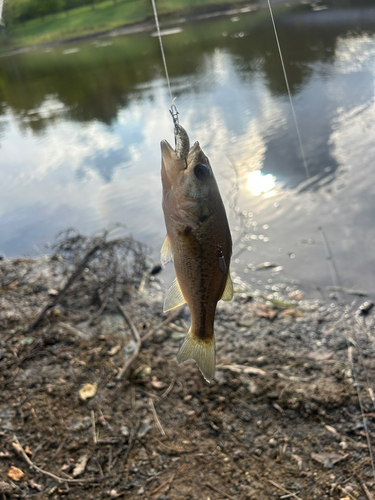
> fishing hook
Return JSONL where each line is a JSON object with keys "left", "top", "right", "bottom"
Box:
{"left": 169, "top": 98, "right": 179, "bottom": 127}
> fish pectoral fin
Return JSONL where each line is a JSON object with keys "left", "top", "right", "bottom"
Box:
{"left": 163, "top": 278, "right": 186, "bottom": 312}
{"left": 177, "top": 330, "right": 215, "bottom": 383}
{"left": 220, "top": 271, "right": 234, "bottom": 302}
{"left": 161, "top": 235, "right": 174, "bottom": 265}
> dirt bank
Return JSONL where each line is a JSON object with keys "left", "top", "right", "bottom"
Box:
{"left": 1, "top": 232, "right": 374, "bottom": 499}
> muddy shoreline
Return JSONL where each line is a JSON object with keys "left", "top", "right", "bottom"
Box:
{"left": 1, "top": 233, "right": 374, "bottom": 499}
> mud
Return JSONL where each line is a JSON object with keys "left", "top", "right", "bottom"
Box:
{"left": 1, "top": 253, "right": 375, "bottom": 500}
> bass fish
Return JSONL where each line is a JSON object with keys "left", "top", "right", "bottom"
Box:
{"left": 160, "top": 123, "right": 233, "bottom": 382}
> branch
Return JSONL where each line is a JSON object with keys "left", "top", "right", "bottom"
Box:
{"left": 114, "top": 297, "right": 142, "bottom": 380}
{"left": 28, "top": 243, "right": 101, "bottom": 332}
{"left": 12, "top": 435, "right": 104, "bottom": 484}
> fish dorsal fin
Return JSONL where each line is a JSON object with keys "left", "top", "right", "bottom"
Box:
{"left": 161, "top": 235, "right": 174, "bottom": 265}
{"left": 220, "top": 271, "right": 233, "bottom": 302}
{"left": 177, "top": 329, "right": 215, "bottom": 383}
{"left": 163, "top": 278, "right": 186, "bottom": 312}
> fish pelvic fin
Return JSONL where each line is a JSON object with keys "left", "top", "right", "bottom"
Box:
{"left": 163, "top": 278, "right": 186, "bottom": 312}
{"left": 177, "top": 330, "right": 215, "bottom": 383}
{"left": 161, "top": 235, "right": 173, "bottom": 265}
{"left": 220, "top": 270, "right": 233, "bottom": 302}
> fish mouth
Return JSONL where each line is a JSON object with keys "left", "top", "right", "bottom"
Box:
{"left": 161, "top": 139, "right": 177, "bottom": 160}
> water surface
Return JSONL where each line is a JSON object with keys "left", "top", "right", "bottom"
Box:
{"left": 1, "top": 0, "right": 375, "bottom": 299}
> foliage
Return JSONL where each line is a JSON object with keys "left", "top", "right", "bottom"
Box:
{"left": 0, "top": 0, "right": 252, "bottom": 49}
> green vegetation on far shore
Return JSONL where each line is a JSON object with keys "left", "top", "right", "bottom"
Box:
{"left": 0, "top": 0, "right": 253, "bottom": 51}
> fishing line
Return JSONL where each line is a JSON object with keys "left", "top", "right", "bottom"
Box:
{"left": 266, "top": 0, "right": 375, "bottom": 478}
{"left": 150, "top": 0, "right": 173, "bottom": 104}
{"left": 266, "top": 0, "right": 310, "bottom": 180}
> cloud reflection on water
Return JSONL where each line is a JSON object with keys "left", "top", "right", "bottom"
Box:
{"left": 0, "top": 4, "right": 375, "bottom": 297}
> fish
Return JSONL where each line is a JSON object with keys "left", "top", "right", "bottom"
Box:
{"left": 160, "top": 123, "right": 233, "bottom": 382}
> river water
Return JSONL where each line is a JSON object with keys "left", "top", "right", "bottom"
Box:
{"left": 1, "top": 0, "right": 374, "bottom": 299}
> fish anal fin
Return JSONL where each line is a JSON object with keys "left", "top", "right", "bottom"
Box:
{"left": 163, "top": 278, "right": 186, "bottom": 312}
{"left": 220, "top": 271, "right": 233, "bottom": 302}
{"left": 177, "top": 330, "right": 215, "bottom": 383}
{"left": 161, "top": 235, "right": 173, "bottom": 265}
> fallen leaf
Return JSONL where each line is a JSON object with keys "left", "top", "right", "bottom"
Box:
{"left": 248, "top": 303, "right": 277, "bottom": 320}
{"left": 311, "top": 452, "right": 349, "bottom": 468}
{"left": 282, "top": 308, "right": 303, "bottom": 318}
{"left": 307, "top": 351, "right": 334, "bottom": 361}
{"left": 72, "top": 454, "right": 89, "bottom": 477}
{"left": 8, "top": 466, "right": 24, "bottom": 481}
{"left": 325, "top": 425, "right": 339, "bottom": 436}
{"left": 79, "top": 383, "right": 97, "bottom": 401}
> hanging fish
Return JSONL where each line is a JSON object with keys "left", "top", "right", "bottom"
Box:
{"left": 160, "top": 122, "right": 233, "bottom": 382}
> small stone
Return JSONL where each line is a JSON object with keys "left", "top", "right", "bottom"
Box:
{"left": 339, "top": 441, "right": 348, "bottom": 450}
{"left": 184, "top": 395, "right": 193, "bottom": 402}
{"left": 133, "top": 365, "right": 151, "bottom": 378}
{"left": 79, "top": 383, "right": 97, "bottom": 401}
{"left": 110, "top": 490, "right": 118, "bottom": 499}
{"left": 233, "top": 449, "right": 243, "bottom": 459}
{"left": 151, "top": 377, "right": 167, "bottom": 389}
{"left": 268, "top": 438, "right": 277, "bottom": 447}
{"left": 120, "top": 425, "right": 130, "bottom": 437}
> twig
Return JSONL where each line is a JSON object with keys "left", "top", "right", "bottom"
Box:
{"left": 157, "top": 378, "right": 175, "bottom": 401}
{"left": 151, "top": 473, "right": 175, "bottom": 495}
{"left": 12, "top": 435, "right": 103, "bottom": 484}
{"left": 361, "top": 482, "right": 374, "bottom": 500}
{"left": 149, "top": 399, "right": 166, "bottom": 437}
{"left": 267, "top": 479, "right": 303, "bottom": 500}
{"left": 89, "top": 292, "right": 110, "bottom": 324}
{"left": 59, "top": 322, "right": 85, "bottom": 337}
{"left": 150, "top": 464, "right": 186, "bottom": 495}
{"left": 205, "top": 482, "right": 238, "bottom": 500}
{"left": 28, "top": 243, "right": 101, "bottom": 332}
{"left": 91, "top": 410, "right": 97, "bottom": 444}
{"left": 155, "top": 439, "right": 197, "bottom": 454}
{"left": 141, "top": 307, "right": 185, "bottom": 342}
{"left": 338, "top": 485, "right": 356, "bottom": 500}
{"left": 115, "top": 297, "right": 142, "bottom": 380}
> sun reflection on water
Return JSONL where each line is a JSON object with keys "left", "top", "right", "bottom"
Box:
{"left": 247, "top": 170, "right": 276, "bottom": 196}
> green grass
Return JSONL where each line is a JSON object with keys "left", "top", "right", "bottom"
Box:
{"left": 0, "top": 0, "right": 249, "bottom": 50}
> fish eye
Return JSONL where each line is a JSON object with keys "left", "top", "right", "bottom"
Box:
{"left": 194, "top": 163, "right": 211, "bottom": 181}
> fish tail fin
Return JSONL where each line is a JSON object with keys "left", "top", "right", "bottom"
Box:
{"left": 177, "top": 329, "right": 215, "bottom": 383}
